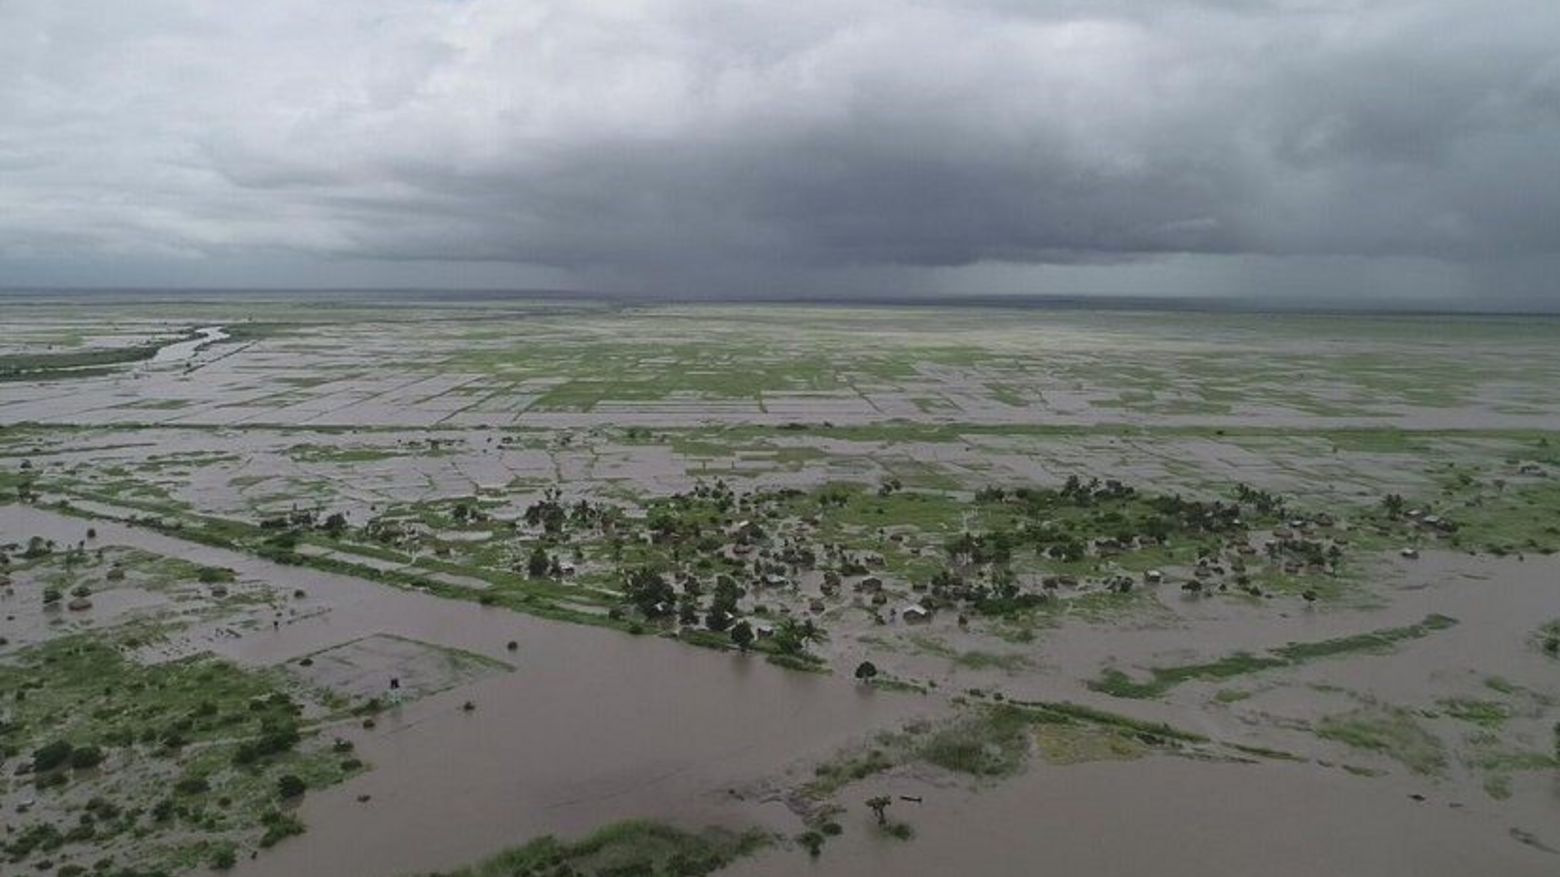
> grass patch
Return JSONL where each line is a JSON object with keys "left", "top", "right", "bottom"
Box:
{"left": 432, "top": 820, "right": 770, "bottom": 877}
{"left": 1088, "top": 614, "right": 1458, "bottom": 699}
{"left": 1314, "top": 707, "right": 1447, "bottom": 775}
{"left": 1532, "top": 619, "right": 1560, "bottom": 659}
{"left": 800, "top": 698, "right": 1206, "bottom": 809}
{"left": 0, "top": 329, "right": 200, "bottom": 377}
{"left": 765, "top": 652, "right": 831, "bottom": 674}
{"left": 0, "top": 631, "right": 361, "bottom": 872}
{"left": 1014, "top": 700, "right": 1209, "bottom": 744}
{"left": 805, "top": 746, "right": 900, "bottom": 797}
{"left": 1438, "top": 698, "right": 1510, "bottom": 728}
{"left": 917, "top": 704, "right": 1036, "bottom": 776}
{"left": 906, "top": 635, "right": 1028, "bottom": 672}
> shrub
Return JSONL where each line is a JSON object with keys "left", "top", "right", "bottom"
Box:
{"left": 797, "top": 830, "right": 824, "bottom": 857}
{"left": 259, "top": 810, "right": 305, "bottom": 847}
{"left": 197, "top": 566, "right": 235, "bottom": 584}
{"left": 276, "top": 774, "right": 306, "bottom": 799}
{"left": 174, "top": 775, "right": 209, "bottom": 795}
{"left": 69, "top": 745, "right": 104, "bottom": 770}
{"left": 32, "top": 739, "right": 74, "bottom": 772}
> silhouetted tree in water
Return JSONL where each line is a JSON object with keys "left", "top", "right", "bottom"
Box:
{"left": 866, "top": 796, "right": 892, "bottom": 825}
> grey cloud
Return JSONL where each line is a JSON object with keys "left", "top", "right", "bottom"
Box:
{"left": 1, "top": 0, "right": 1557, "bottom": 300}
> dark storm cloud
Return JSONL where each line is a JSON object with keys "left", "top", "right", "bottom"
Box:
{"left": 1, "top": 0, "right": 1557, "bottom": 298}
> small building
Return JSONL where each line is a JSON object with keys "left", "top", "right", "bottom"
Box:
{"left": 900, "top": 605, "right": 931, "bottom": 624}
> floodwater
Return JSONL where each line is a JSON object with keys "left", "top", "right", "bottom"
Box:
{"left": 832, "top": 548, "right": 1560, "bottom": 804}
{"left": 728, "top": 756, "right": 1559, "bottom": 877}
{"left": 12, "top": 505, "right": 1558, "bottom": 875}
{"left": 149, "top": 325, "right": 229, "bottom": 364}
{"left": 0, "top": 505, "right": 933, "bottom": 876}
{"left": 6, "top": 306, "right": 1560, "bottom": 432}
{"left": 7, "top": 303, "right": 1560, "bottom": 875}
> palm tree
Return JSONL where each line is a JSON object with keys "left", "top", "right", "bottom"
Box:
{"left": 774, "top": 617, "right": 824, "bottom": 655}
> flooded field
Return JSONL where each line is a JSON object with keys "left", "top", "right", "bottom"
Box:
{"left": 3, "top": 297, "right": 1560, "bottom": 875}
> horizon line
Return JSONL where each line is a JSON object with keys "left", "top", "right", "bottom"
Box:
{"left": 2, "top": 286, "right": 1558, "bottom": 318}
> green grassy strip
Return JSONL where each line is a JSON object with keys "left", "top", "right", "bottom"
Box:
{"left": 1088, "top": 614, "right": 1458, "bottom": 699}
{"left": 1013, "top": 700, "right": 1210, "bottom": 743}
{"left": 431, "top": 820, "right": 770, "bottom": 877}
{"left": 0, "top": 329, "right": 202, "bottom": 376}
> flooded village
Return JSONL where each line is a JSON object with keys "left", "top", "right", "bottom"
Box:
{"left": 3, "top": 298, "right": 1560, "bottom": 876}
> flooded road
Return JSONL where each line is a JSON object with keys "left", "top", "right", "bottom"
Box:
{"left": 0, "top": 505, "right": 932, "bottom": 876}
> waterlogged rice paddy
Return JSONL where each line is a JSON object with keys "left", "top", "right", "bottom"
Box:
{"left": 3, "top": 296, "right": 1560, "bottom": 875}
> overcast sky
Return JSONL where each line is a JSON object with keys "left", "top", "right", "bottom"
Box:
{"left": 2, "top": 1, "right": 1558, "bottom": 307}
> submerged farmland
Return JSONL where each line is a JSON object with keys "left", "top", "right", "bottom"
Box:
{"left": 3, "top": 299, "right": 1560, "bottom": 875}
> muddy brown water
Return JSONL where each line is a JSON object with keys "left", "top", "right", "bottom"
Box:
{"left": 0, "top": 505, "right": 931, "bottom": 876}
{"left": 727, "top": 756, "right": 1559, "bottom": 877}
{"left": 5, "top": 505, "right": 1560, "bottom": 875}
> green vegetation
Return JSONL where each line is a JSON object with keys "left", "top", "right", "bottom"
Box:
{"left": 0, "top": 632, "right": 363, "bottom": 872}
{"left": 0, "top": 329, "right": 201, "bottom": 379}
{"left": 917, "top": 704, "right": 1037, "bottom": 776}
{"left": 803, "top": 699, "right": 1205, "bottom": 802}
{"left": 13, "top": 306, "right": 1560, "bottom": 876}
{"left": 1438, "top": 698, "right": 1510, "bottom": 728}
{"left": 1437, "top": 479, "right": 1560, "bottom": 556}
{"left": 286, "top": 443, "right": 413, "bottom": 464}
{"left": 1089, "top": 614, "right": 1458, "bottom": 699}
{"left": 432, "top": 821, "right": 770, "bottom": 877}
{"left": 907, "top": 635, "right": 1028, "bottom": 672}
{"left": 1016, "top": 700, "right": 1209, "bottom": 744}
{"left": 806, "top": 746, "right": 899, "bottom": 798}
{"left": 1314, "top": 707, "right": 1447, "bottom": 775}
{"left": 1532, "top": 619, "right": 1560, "bottom": 659}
